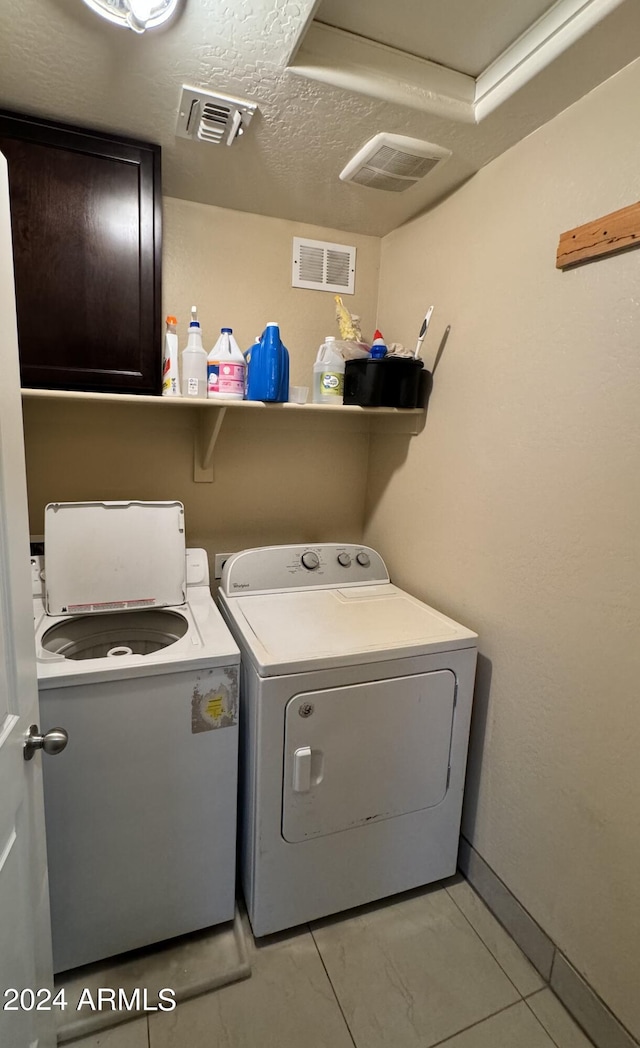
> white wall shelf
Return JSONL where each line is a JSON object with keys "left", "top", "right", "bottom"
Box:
{"left": 21, "top": 389, "right": 425, "bottom": 483}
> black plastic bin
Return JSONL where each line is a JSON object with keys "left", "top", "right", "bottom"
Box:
{"left": 344, "top": 357, "right": 431, "bottom": 409}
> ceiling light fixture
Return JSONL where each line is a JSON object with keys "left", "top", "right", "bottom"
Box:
{"left": 81, "top": 0, "right": 183, "bottom": 34}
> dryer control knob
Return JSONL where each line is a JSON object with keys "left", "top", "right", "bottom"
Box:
{"left": 337, "top": 553, "right": 351, "bottom": 567}
{"left": 356, "top": 551, "right": 370, "bottom": 567}
{"left": 301, "top": 551, "right": 320, "bottom": 570}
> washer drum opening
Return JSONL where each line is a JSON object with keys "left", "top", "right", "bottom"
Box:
{"left": 41, "top": 610, "right": 188, "bottom": 661}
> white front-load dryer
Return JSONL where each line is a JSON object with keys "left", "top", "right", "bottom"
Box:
{"left": 218, "top": 543, "right": 478, "bottom": 937}
{"left": 34, "top": 501, "right": 240, "bottom": 972}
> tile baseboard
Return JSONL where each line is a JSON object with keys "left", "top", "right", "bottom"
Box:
{"left": 458, "top": 836, "right": 639, "bottom": 1048}
{"left": 550, "top": 953, "right": 638, "bottom": 1048}
{"left": 457, "top": 837, "right": 554, "bottom": 980}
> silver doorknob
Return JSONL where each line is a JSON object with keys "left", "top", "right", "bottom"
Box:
{"left": 24, "top": 724, "right": 69, "bottom": 762}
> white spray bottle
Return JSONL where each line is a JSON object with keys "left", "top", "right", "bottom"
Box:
{"left": 181, "top": 306, "right": 207, "bottom": 399}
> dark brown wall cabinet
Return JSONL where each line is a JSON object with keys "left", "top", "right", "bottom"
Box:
{"left": 0, "top": 112, "right": 161, "bottom": 395}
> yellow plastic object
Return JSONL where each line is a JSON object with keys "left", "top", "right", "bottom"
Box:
{"left": 334, "top": 295, "right": 359, "bottom": 342}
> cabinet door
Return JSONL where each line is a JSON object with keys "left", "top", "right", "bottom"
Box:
{"left": 0, "top": 112, "right": 161, "bottom": 395}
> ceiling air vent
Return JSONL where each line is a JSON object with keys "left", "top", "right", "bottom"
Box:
{"left": 340, "top": 133, "right": 451, "bottom": 192}
{"left": 176, "top": 86, "right": 257, "bottom": 146}
{"left": 292, "top": 237, "right": 356, "bottom": 294}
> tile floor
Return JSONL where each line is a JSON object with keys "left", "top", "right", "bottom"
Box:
{"left": 69, "top": 876, "right": 594, "bottom": 1048}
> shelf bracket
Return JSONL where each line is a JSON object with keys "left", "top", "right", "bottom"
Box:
{"left": 369, "top": 411, "right": 425, "bottom": 438}
{"left": 194, "top": 407, "right": 227, "bottom": 482}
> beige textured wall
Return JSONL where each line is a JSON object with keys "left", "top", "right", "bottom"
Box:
{"left": 24, "top": 204, "right": 380, "bottom": 561}
{"left": 23, "top": 400, "right": 370, "bottom": 574}
{"left": 365, "top": 59, "right": 640, "bottom": 1037}
{"left": 163, "top": 198, "right": 381, "bottom": 386}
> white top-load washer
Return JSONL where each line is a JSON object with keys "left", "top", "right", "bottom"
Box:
{"left": 35, "top": 501, "right": 240, "bottom": 973}
{"left": 219, "top": 543, "right": 478, "bottom": 937}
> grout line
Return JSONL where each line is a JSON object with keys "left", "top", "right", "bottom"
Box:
{"left": 523, "top": 987, "right": 548, "bottom": 1001}
{"left": 308, "top": 924, "right": 359, "bottom": 1048}
{"left": 147, "top": 1014, "right": 151, "bottom": 1048}
{"left": 444, "top": 882, "right": 531, "bottom": 1002}
{"left": 523, "top": 994, "right": 563, "bottom": 1048}
{"left": 307, "top": 903, "right": 535, "bottom": 1048}
{"left": 521, "top": 976, "right": 598, "bottom": 1047}
{"left": 522, "top": 993, "right": 576, "bottom": 1048}
{"left": 426, "top": 999, "right": 525, "bottom": 1048}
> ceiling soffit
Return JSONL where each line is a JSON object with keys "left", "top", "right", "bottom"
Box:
{"left": 312, "top": 0, "right": 557, "bottom": 76}
{"left": 287, "top": 0, "right": 630, "bottom": 123}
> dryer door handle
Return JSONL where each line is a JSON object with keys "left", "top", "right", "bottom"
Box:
{"left": 292, "top": 746, "right": 312, "bottom": 792}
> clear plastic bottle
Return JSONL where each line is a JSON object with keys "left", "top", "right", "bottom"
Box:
{"left": 207, "top": 328, "right": 246, "bottom": 400}
{"left": 181, "top": 306, "right": 207, "bottom": 399}
{"left": 313, "top": 336, "right": 345, "bottom": 404}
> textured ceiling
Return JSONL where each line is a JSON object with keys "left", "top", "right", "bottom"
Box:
{"left": 1, "top": 0, "right": 640, "bottom": 236}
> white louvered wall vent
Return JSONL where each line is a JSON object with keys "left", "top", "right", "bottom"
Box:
{"left": 340, "top": 133, "right": 451, "bottom": 193}
{"left": 292, "top": 237, "right": 356, "bottom": 294}
{"left": 176, "top": 86, "right": 257, "bottom": 147}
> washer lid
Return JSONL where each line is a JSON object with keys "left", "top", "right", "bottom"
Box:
{"left": 44, "top": 501, "right": 186, "bottom": 616}
{"left": 225, "top": 584, "right": 477, "bottom": 674}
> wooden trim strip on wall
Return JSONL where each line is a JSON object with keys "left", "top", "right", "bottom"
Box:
{"left": 556, "top": 200, "right": 640, "bottom": 268}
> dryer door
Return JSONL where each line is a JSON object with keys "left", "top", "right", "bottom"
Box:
{"left": 282, "top": 670, "right": 455, "bottom": 843}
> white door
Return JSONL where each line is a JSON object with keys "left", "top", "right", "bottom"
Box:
{"left": 0, "top": 153, "right": 56, "bottom": 1048}
{"left": 282, "top": 670, "right": 456, "bottom": 843}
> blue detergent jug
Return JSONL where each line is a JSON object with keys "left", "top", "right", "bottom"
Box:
{"left": 247, "top": 322, "right": 290, "bottom": 402}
